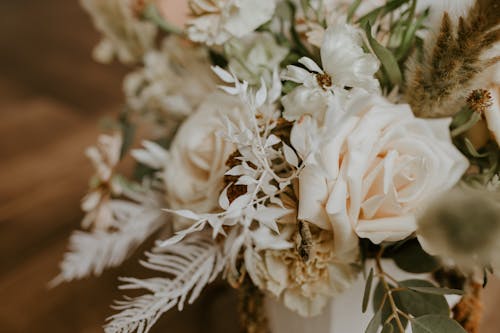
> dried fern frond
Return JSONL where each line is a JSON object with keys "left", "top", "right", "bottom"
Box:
{"left": 405, "top": 0, "right": 500, "bottom": 118}
{"left": 105, "top": 233, "right": 225, "bottom": 333}
{"left": 52, "top": 191, "right": 167, "bottom": 286}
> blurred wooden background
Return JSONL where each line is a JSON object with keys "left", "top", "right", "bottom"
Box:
{"left": 0, "top": 1, "right": 498, "bottom": 332}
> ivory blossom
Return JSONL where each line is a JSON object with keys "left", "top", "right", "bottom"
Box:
{"left": 186, "top": 0, "right": 276, "bottom": 45}
{"left": 294, "top": 91, "right": 469, "bottom": 245}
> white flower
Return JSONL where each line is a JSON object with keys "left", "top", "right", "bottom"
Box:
{"left": 295, "top": 91, "right": 469, "bottom": 245}
{"left": 262, "top": 225, "right": 359, "bottom": 317}
{"left": 123, "top": 37, "right": 216, "bottom": 121}
{"left": 482, "top": 45, "right": 500, "bottom": 145}
{"left": 186, "top": 0, "right": 276, "bottom": 46}
{"left": 164, "top": 91, "right": 247, "bottom": 215}
{"left": 80, "top": 0, "right": 157, "bottom": 64}
{"left": 225, "top": 32, "right": 288, "bottom": 85}
{"left": 82, "top": 133, "right": 123, "bottom": 230}
{"left": 282, "top": 24, "right": 379, "bottom": 123}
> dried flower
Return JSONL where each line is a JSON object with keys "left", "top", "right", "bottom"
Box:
{"left": 123, "top": 37, "right": 217, "bottom": 122}
{"left": 417, "top": 186, "right": 500, "bottom": 273}
{"left": 80, "top": 0, "right": 157, "bottom": 64}
{"left": 261, "top": 225, "right": 359, "bottom": 317}
{"left": 186, "top": 0, "right": 276, "bottom": 45}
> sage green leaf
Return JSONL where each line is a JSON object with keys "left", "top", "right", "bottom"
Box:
{"left": 381, "top": 323, "right": 394, "bottom": 333}
{"left": 347, "top": 0, "right": 363, "bottom": 21}
{"left": 464, "top": 138, "right": 489, "bottom": 158}
{"left": 357, "top": 0, "right": 409, "bottom": 25}
{"left": 407, "top": 286, "right": 464, "bottom": 296}
{"left": 362, "top": 268, "right": 374, "bottom": 313}
{"left": 411, "top": 315, "right": 467, "bottom": 333}
{"left": 393, "top": 239, "right": 440, "bottom": 273}
{"left": 397, "top": 280, "right": 450, "bottom": 317}
{"left": 364, "top": 23, "right": 403, "bottom": 87}
{"left": 365, "top": 306, "right": 382, "bottom": 333}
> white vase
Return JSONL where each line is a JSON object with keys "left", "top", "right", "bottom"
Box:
{"left": 265, "top": 261, "right": 461, "bottom": 333}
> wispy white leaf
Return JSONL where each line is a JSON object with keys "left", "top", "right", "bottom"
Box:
{"left": 211, "top": 66, "right": 235, "bottom": 83}
{"left": 218, "top": 185, "right": 230, "bottom": 210}
{"left": 106, "top": 234, "right": 224, "bottom": 333}
{"left": 255, "top": 79, "right": 267, "bottom": 107}
{"left": 52, "top": 198, "right": 166, "bottom": 286}
{"left": 159, "top": 219, "right": 206, "bottom": 247}
{"left": 265, "top": 134, "right": 281, "bottom": 148}
{"left": 283, "top": 143, "right": 299, "bottom": 168}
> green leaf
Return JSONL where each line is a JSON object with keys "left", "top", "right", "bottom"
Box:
{"left": 365, "top": 306, "right": 382, "bottom": 333}
{"left": 406, "top": 286, "right": 464, "bottom": 296}
{"left": 357, "top": 0, "right": 409, "bottom": 25}
{"left": 119, "top": 111, "right": 136, "bottom": 159}
{"left": 464, "top": 138, "right": 489, "bottom": 158}
{"left": 364, "top": 23, "right": 403, "bottom": 87}
{"left": 362, "top": 268, "right": 374, "bottom": 313}
{"left": 451, "top": 111, "right": 482, "bottom": 138}
{"left": 347, "top": 0, "right": 363, "bottom": 22}
{"left": 392, "top": 238, "right": 440, "bottom": 273}
{"left": 381, "top": 323, "right": 394, "bottom": 333}
{"left": 411, "top": 315, "right": 467, "bottom": 333}
{"left": 397, "top": 280, "right": 450, "bottom": 317}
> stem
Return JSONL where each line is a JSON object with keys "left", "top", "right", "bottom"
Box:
{"left": 239, "top": 276, "right": 270, "bottom": 333}
{"left": 376, "top": 249, "right": 406, "bottom": 333}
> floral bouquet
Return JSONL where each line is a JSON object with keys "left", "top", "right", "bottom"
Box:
{"left": 54, "top": 0, "right": 500, "bottom": 332}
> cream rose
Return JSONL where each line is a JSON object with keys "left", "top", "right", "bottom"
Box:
{"left": 164, "top": 91, "right": 245, "bottom": 214}
{"left": 294, "top": 91, "right": 469, "bottom": 245}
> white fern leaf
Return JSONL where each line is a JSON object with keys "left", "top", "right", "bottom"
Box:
{"left": 52, "top": 194, "right": 166, "bottom": 285}
{"left": 105, "top": 233, "right": 224, "bottom": 333}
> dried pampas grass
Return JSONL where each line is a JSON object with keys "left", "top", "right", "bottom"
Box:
{"left": 405, "top": 0, "right": 500, "bottom": 118}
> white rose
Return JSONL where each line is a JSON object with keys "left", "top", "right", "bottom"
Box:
{"left": 186, "top": 0, "right": 276, "bottom": 46}
{"left": 295, "top": 91, "right": 469, "bottom": 245}
{"left": 164, "top": 92, "right": 246, "bottom": 214}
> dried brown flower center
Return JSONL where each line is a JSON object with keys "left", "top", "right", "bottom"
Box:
{"left": 316, "top": 73, "right": 333, "bottom": 90}
{"left": 466, "top": 89, "right": 492, "bottom": 114}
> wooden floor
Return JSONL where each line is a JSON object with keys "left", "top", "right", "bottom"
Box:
{"left": 0, "top": 1, "right": 498, "bottom": 333}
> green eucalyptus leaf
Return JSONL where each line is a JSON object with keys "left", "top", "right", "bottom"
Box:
{"left": 397, "top": 280, "right": 450, "bottom": 317}
{"left": 364, "top": 23, "right": 403, "bottom": 87}
{"left": 392, "top": 238, "right": 440, "bottom": 273}
{"left": 411, "top": 315, "right": 467, "bottom": 333}
{"left": 407, "top": 286, "right": 464, "bottom": 296}
{"left": 362, "top": 268, "right": 374, "bottom": 313}
{"left": 365, "top": 306, "right": 382, "bottom": 333}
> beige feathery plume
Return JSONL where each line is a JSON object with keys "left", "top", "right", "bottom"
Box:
{"left": 405, "top": 0, "right": 500, "bottom": 118}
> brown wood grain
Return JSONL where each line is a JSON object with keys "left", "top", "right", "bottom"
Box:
{"left": 0, "top": 1, "right": 498, "bottom": 333}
